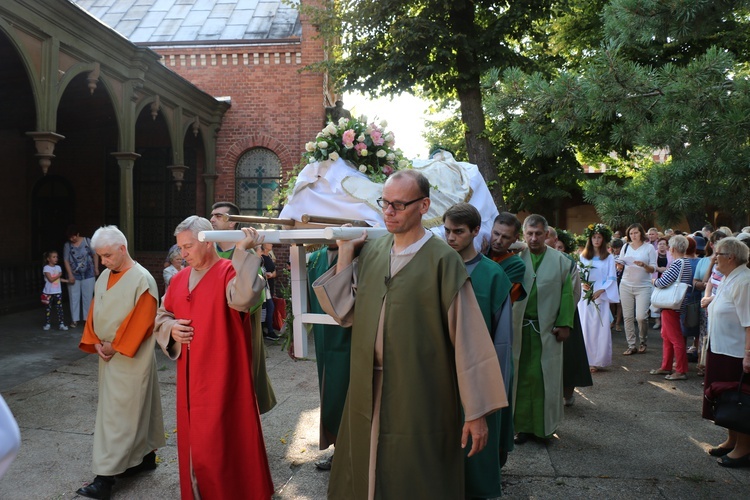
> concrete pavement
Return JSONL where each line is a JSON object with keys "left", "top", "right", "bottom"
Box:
{"left": 1, "top": 308, "right": 749, "bottom": 498}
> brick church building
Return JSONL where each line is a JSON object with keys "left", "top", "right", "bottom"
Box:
{"left": 0, "top": 0, "right": 332, "bottom": 310}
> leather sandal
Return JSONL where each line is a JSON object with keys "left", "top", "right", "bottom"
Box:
{"left": 665, "top": 372, "right": 687, "bottom": 380}
{"left": 649, "top": 369, "right": 671, "bottom": 375}
{"left": 638, "top": 343, "right": 647, "bottom": 353}
{"left": 622, "top": 347, "right": 637, "bottom": 356}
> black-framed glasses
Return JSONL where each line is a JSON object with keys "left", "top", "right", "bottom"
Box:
{"left": 376, "top": 197, "right": 425, "bottom": 211}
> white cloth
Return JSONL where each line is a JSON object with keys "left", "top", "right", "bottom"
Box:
{"left": 279, "top": 151, "right": 498, "bottom": 252}
{"left": 577, "top": 255, "right": 619, "bottom": 367}
{"left": 0, "top": 395, "right": 20, "bottom": 480}
{"left": 707, "top": 265, "right": 750, "bottom": 358}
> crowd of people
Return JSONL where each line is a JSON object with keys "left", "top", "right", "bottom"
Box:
{"left": 21, "top": 178, "right": 750, "bottom": 497}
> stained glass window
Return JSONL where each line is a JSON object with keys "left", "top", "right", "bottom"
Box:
{"left": 236, "top": 148, "right": 282, "bottom": 215}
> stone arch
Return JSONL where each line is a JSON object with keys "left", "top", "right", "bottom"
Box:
{"left": 0, "top": 17, "right": 42, "bottom": 125}
{"left": 136, "top": 96, "right": 175, "bottom": 146}
{"left": 224, "top": 134, "right": 294, "bottom": 171}
{"left": 56, "top": 63, "right": 122, "bottom": 141}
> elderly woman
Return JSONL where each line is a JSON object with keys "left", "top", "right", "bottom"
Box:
{"left": 63, "top": 224, "right": 99, "bottom": 328}
{"left": 702, "top": 237, "right": 750, "bottom": 468}
{"left": 649, "top": 235, "right": 692, "bottom": 380}
{"left": 162, "top": 247, "right": 183, "bottom": 289}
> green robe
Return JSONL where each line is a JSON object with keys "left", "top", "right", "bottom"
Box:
{"left": 512, "top": 247, "right": 574, "bottom": 437}
{"left": 464, "top": 254, "right": 513, "bottom": 499}
{"left": 308, "top": 247, "right": 351, "bottom": 448}
{"left": 216, "top": 245, "right": 276, "bottom": 414}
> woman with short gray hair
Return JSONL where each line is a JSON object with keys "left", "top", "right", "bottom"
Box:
{"left": 702, "top": 237, "right": 750, "bottom": 468}
{"left": 649, "top": 235, "right": 692, "bottom": 380}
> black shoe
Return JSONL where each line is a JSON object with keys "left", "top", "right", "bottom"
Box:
{"left": 76, "top": 476, "right": 114, "bottom": 500}
{"left": 315, "top": 454, "right": 333, "bottom": 471}
{"left": 708, "top": 445, "right": 733, "bottom": 457}
{"left": 718, "top": 453, "right": 750, "bottom": 468}
{"left": 264, "top": 331, "right": 281, "bottom": 341}
{"left": 514, "top": 432, "right": 531, "bottom": 444}
{"left": 117, "top": 451, "right": 157, "bottom": 478}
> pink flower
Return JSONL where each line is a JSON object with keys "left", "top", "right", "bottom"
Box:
{"left": 370, "top": 130, "right": 384, "bottom": 146}
{"left": 355, "top": 142, "right": 367, "bottom": 154}
{"left": 342, "top": 129, "right": 355, "bottom": 148}
{"left": 382, "top": 165, "right": 394, "bottom": 176}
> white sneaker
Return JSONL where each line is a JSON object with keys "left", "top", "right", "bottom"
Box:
{"left": 43, "top": 324, "right": 51, "bottom": 331}
{"left": 59, "top": 324, "right": 68, "bottom": 331}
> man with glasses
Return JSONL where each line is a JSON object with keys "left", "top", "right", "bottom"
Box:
{"left": 312, "top": 170, "right": 507, "bottom": 499}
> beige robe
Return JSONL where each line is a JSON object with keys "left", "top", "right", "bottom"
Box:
{"left": 91, "top": 264, "right": 165, "bottom": 476}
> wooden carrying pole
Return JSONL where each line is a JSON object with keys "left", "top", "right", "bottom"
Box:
{"left": 198, "top": 227, "right": 388, "bottom": 245}
{"left": 214, "top": 213, "right": 369, "bottom": 227}
{"left": 198, "top": 226, "right": 389, "bottom": 358}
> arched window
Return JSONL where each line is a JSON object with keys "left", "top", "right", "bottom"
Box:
{"left": 236, "top": 148, "right": 282, "bottom": 215}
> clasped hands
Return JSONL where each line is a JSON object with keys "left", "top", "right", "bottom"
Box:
{"left": 95, "top": 341, "right": 115, "bottom": 362}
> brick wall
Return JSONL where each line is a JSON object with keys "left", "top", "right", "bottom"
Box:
{"left": 154, "top": 36, "right": 327, "bottom": 204}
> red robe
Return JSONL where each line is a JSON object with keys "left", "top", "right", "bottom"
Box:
{"left": 163, "top": 259, "right": 273, "bottom": 499}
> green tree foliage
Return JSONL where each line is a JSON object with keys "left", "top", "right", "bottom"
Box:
{"left": 301, "top": 0, "right": 556, "bottom": 210}
{"left": 423, "top": 97, "right": 584, "bottom": 215}
{"left": 494, "top": 0, "right": 750, "bottom": 230}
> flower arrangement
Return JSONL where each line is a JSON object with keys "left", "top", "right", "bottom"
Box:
{"left": 583, "top": 223, "right": 613, "bottom": 242}
{"left": 578, "top": 260, "right": 601, "bottom": 316}
{"left": 303, "top": 116, "right": 411, "bottom": 183}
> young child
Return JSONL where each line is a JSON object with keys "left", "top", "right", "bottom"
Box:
{"left": 42, "top": 251, "right": 68, "bottom": 331}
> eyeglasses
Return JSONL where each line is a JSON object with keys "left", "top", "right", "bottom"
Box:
{"left": 714, "top": 252, "right": 730, "bottom": 257}
{"left": 376, "top": 197, "right": 425, "bottom": 211}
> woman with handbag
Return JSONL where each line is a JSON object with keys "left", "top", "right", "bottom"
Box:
{"left": 648, "top": 235, "right": 692, "bottom": 380}
{"left": 701, "top": 237, "right": 750, "bottom": 468}
{"left": 619, "top": 223, "right": 658, "bottom": 355}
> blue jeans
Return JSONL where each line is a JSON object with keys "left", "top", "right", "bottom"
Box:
{"left": 264, "top": 297, "right": 275, "bottom": 333}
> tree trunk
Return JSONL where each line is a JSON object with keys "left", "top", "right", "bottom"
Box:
{"left": 448, "top": 1, "right": 505, "bottom": 212}
{"left": 457, "top": 85, "right": 506, "bottom": 211}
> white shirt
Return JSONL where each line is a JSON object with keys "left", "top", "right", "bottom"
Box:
{"left": 621, "top": 243, "right": 657, "bottom": 287}
{"left": 708, "top": 265, "right": 750, "bottom": 358}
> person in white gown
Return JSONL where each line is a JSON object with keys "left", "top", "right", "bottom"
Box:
{"left": 577, "top": 224, "right": 620, "bottom": 371}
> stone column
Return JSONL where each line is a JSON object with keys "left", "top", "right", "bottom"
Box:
{"left": 111, "top": 152, "right": 141, "bottom": 244}
{"left": 202, "top": 173, "right": 219, "bottom": 216}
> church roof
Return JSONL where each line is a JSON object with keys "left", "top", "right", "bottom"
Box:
{"left": 71, "top": 0, "right": 301, "bottom": 44}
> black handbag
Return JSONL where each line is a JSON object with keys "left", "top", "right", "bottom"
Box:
{"left": 711, "top": 372, "right": 750, "bottom": 435}
{"left": 683, "top": 301, "right": 700, "bottom": 329}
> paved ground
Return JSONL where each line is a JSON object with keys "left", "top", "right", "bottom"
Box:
{"left": 1, "top": 308, "right": 749, "bottom": 499}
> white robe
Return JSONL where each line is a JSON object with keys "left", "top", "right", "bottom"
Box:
{"left": 577, "top": 255, "right": 620, "bottom": 367}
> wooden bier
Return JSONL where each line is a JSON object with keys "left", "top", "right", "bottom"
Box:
{"left": 214, "top": 213, "right": 369, "bottom": 228}
{"left": 198, "top": 226, "right": 388, "bottom": 358}
{"left": 198, "top": 227, "right": 387, "bottom": 245}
